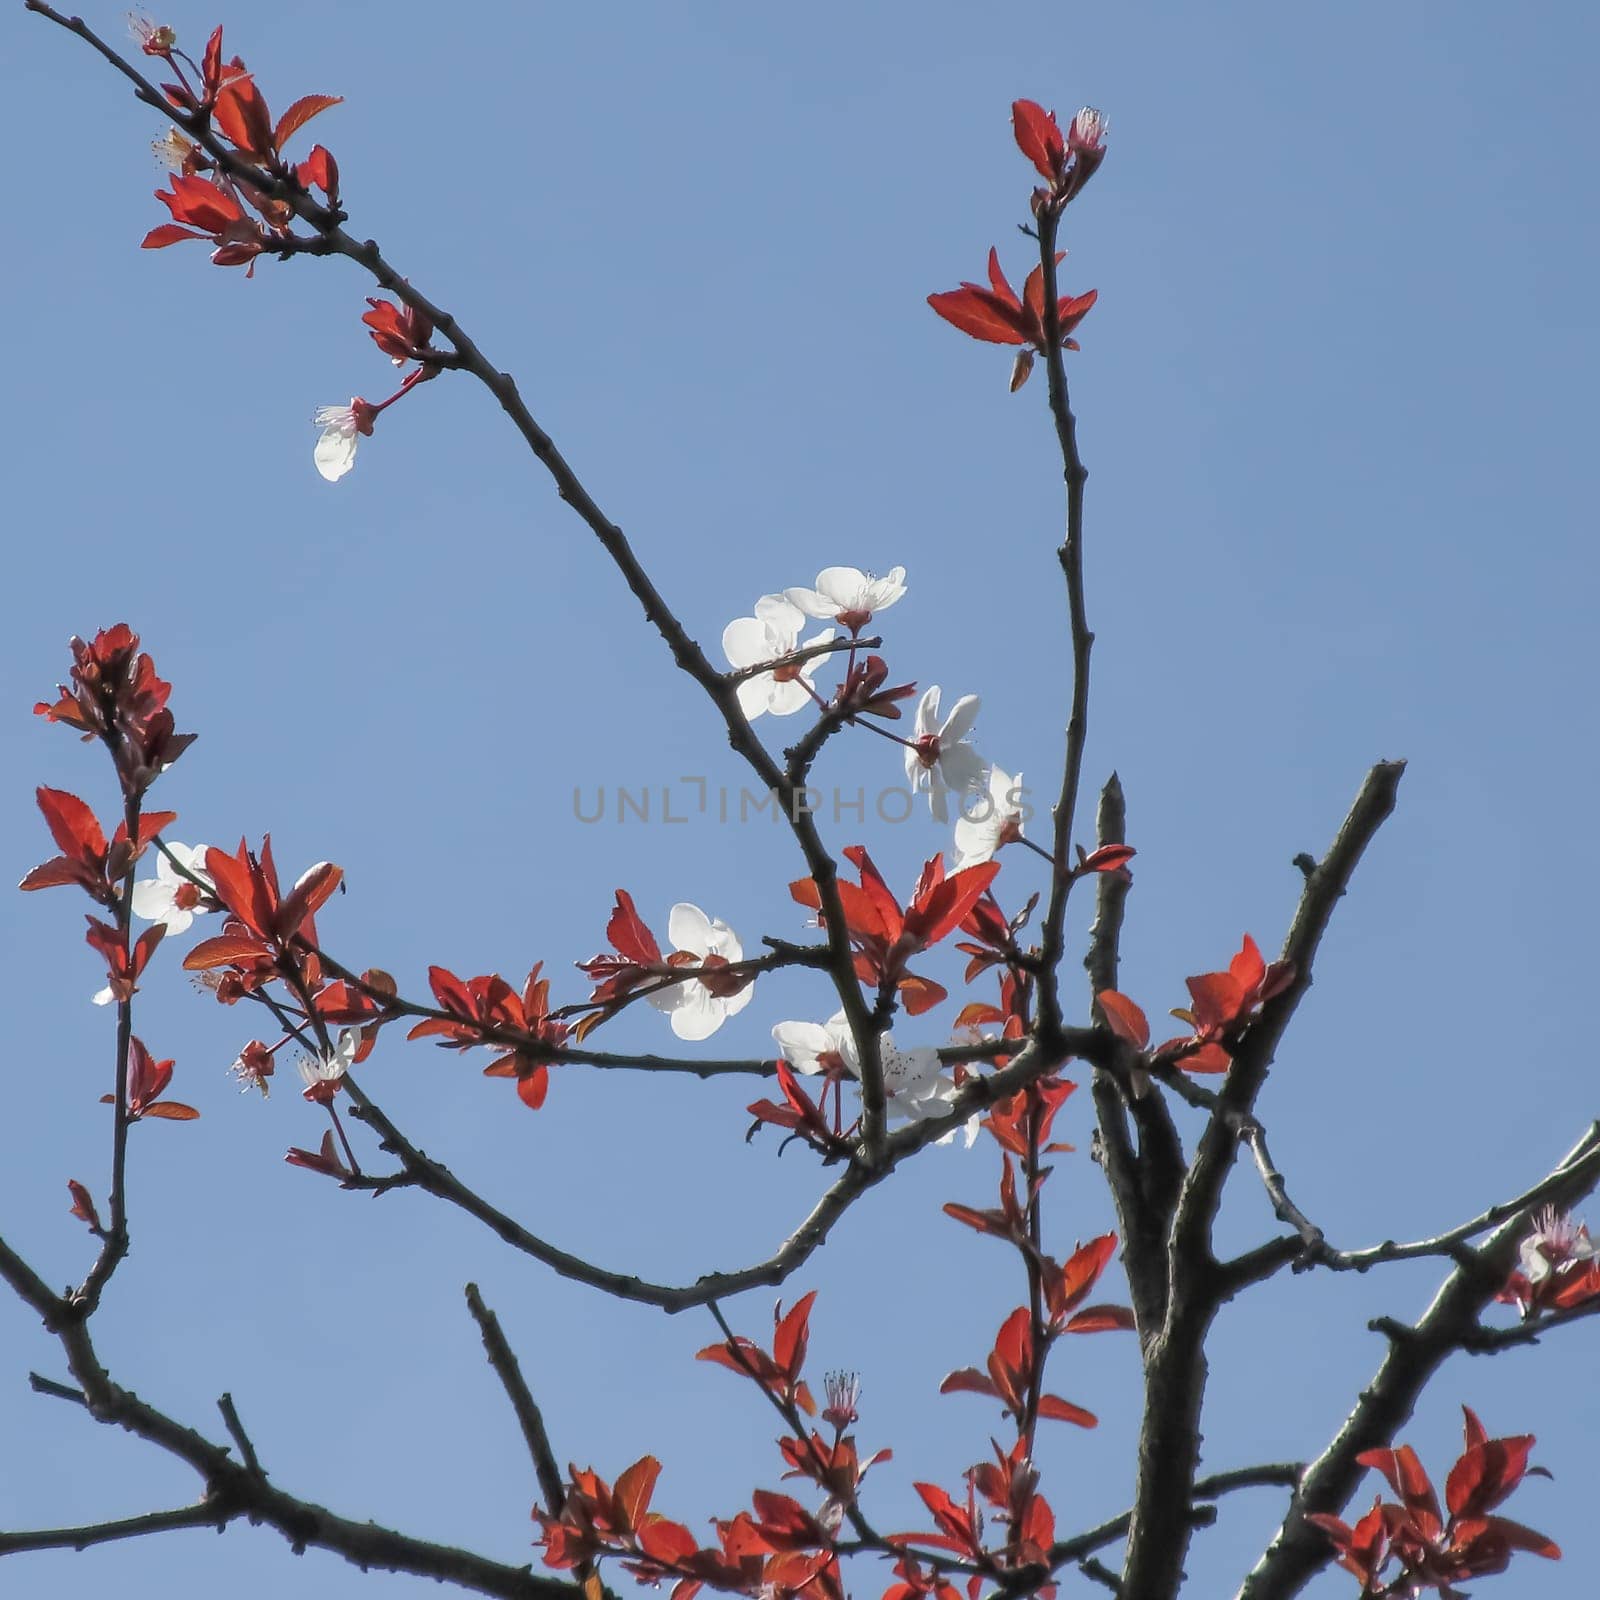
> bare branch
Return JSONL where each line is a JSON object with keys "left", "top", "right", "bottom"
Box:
{"left": 464, "top": 1284, "right": 567, "bottom": 1518}
{"left": 1236, "top": 1121, "right": 1600, "bottom": 1600}
{"left": 0, "top": 1503, "right": 226, "bottom": 1557}
{"left": 1, "top": 1226, "right": 578, "bottom": 1599}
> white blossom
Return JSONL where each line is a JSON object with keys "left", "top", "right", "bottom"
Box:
{"left": 722, "top": 595, "right": 834, "bottom": 718}
{"left": 785, "top": 566, "right": 907, "bottom": 630}
{"left": 130, "top": 841, "right": 214, "bottom": 935}
{"left": 954, "top": 767, "right": 1027, "bottom": 869}
{"left": 298, "top": 1029, "right": 358, "bottom": 1095}
{"left": 649, "top": 904, "right": 755, "bottom": 1040}
{"left": 905, "top": 685, "right": 984, "bottom": 821}
{"left": 313, "top": 401, "right": 368, "bottom": 482}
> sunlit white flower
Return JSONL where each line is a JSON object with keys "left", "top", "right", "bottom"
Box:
{"left": 1520, "top": 1206, "right": 1596, "bottom": 1285}
{"left": 904, "top": 685, "right": 984, "bottom": 821}
{"left": 785, "top": 566, "right": 907, "bottom": 631}
{"left": 722, "top": 595, "right": 835, "bottom": 718}
{"left": 312, "top": 398, "right": 374, "bottom": 482}
{"left": 775, "top": 1011, "right": 978, "bottom": 1145}
{"left": 649, "top": 904, "right": 755, "bottom": 1040}
{"left": 954, "top": 767, "right": 1027, "bottom": 869}
{"left": 773, "top": 1012, "right": 859, "bottom": 1078}
{"left": 130, "top": 841, "right": 215, "bottom": 934}
{"left": 297, "top": 1029, "right": 358, "bottom": 1101}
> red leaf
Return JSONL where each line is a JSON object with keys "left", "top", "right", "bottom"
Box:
{"left": 66, "top": 1180, "right": 102, "bottom": 1231}
{"left": 607, "top": 889, "right": 662, "bottom": 965}
{"left": 273, "top": 93, "right": 343, "bottom": 153}
{"left": 140, "top": 1101, "right": 201, "bottom": 1121}
{"left": 613, "top": 1456, "right": 660, "bottom": 1532}
{"left": 1079, "top": 843, "right": 1136, "bottom": 874}
{"left": 183, "top": 934, "right": 269, "bottom": 970}
{"left": 213, "top": 73, "right": 274, "bottom": 159}
{"left": 1096, "top": 990, "right": 1149, "bottom": 1049}
{"left": 1037, "top": 1394, "right": 1098, "bottom": 1427}
{"left": 141, "top": 222, "right": 206, "bottom": 249}
{"left": 1011, "top": 98, "right": 1063, "bottom": 181}
{"left": 516, "top": 1067, "right": 550, "bottom": 1110}
{"left": 1064, "top": 1304, "right": 1136, "bottom": 1333}
{"left": 278, "top": 860, "right": 343, "bottom": 939}
{"left": 18, "top": 859, "right": 84, "bottom": 892}
{"left": 897, "top": 973, "right": 948, "bottom": 1016}
{"left": 36, "top": 788, "right": 105, "bottom": 862}
{"left": 927, "top": 288, "right": 1028, "bottom": 346}
{"left": 938, "top": 1368, "right": 999, "bottom": 1399}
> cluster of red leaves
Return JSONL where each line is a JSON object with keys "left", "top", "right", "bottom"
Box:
{"left": 577, "top": 890, "right": 752, "bottom": 1043}
{"left": 539, "top": 1455, "right": 843, "bottom": 1600}
{"left": 34, "top": 625, "right": 194, "bottom": 796}
{"left": 902, "top": 1439, "right": 1060, "bottom": 1600}
{"left": 928, "top": 98, "right": 1104, "bottom": 386}
{"left": 1010, "top": 100, "right": 1107, "bottom": 210}
{"left": 18, "top": 787, "right": 183, "bottom": 1024}
{"left": 362, "top": 297, "right": 439, "bottom": 367}
{"left": 407, "top": 963, "right": 569, "bottom": 1110}
{"left": 928, "top": 247, "right": 1098, "bottom": 361}
{"left": 19, "top": 788, "right": 169, "bottom": 908}
{"left": 141, "top": 23, "right": 341, "bottom": 271}
{"left": 1308, "top": 1408, "right": 1560, "bottom": 1596}
{"left": 181, "top": 837, "right": 342, "bottom": 1002}
{"left": 99, "top": 1035, "right": 198, "bottom": 1121}
{"left": 576, "top": 890, "right": 670, "bottom": 1035}
{"left": 832, "top": 655, "right": 918, "bottom": 722}
{"left": 938, "top": 1189, "right": 1132, "bottom": 1428}
{"left": 539, "top": 1297, "right": 870, "bottom": 1600}
{"left": 697, "top": 1293, "right": 819, "bottom": 1417}
{"left": 744, "top": 1059, "right": 854, "bottom": 1159}
{"left": 791, "top": 847, "right": 998, "bottom": 1017}
{"left": 1097, "top": 934, "right": 1294, "bottom": 1075}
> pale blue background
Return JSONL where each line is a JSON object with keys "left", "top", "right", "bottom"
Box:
{"left": 2, "top": 3, "right": 1596, "bottom": 1597}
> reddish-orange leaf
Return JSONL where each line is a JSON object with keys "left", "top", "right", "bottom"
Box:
{"left": 613, "top": 1455, "right": 660, "bottom": 1532}
{"left": 1037, "top": 1394, "right": 1097, "bottom": 1427}
{"left": 278, "top": 861, "right": 343, "bottom": 940}
{"left": 37, "top": 788, "right": 105, "bottom": 860}
{"left": 213, "top": 73, "right": 274, "bottom": 158}
{"left": 607, "top": 889, "right": 662, "bottom": 965}
{"left": 142, "top": 222, "right": 205, "bottom": 249}
{"left": 273, "top": 93, "right": 343, "bottom": 153}
{"left": 1064, "top": 1305, "right": 1137, "bottom": 1333}
{"left": 67, "top": 1180, "right": 101, "bottom": 1231}
{"left": 897, "top": 973, "right": 948, "bottom": 1015}
{"left": 927, "top": 288, "right": 1027, "bottom": 346}
{"left": 1011, "top": 98, "right": 1063, "bottom": 180}
{"left": 516, "top": 1067, "right": 550, "bottom": 1110}
{"left": 1096, "top": 990, "right": 1149, "bottom": 1049}
{"left": 183, "top": 934, "right": 268, "bottom": 970}
{"left": 140, "top": 1101, "right": 201, "bottom": 1121}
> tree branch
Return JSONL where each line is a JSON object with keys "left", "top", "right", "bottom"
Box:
{"left": 464, "top": 1283, "right": 568, "bottom": 1518}
{"left": 1236, "top": 1120, "right": 1600, "bottom": 1600}
{"left": 0, "top": 1228, "right": 579, "bottom": 1598}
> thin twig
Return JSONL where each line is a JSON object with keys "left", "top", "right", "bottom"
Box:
{"left": 217, "top": 1393, "right": 265, "bottom": 1479}
{"left": 464, "top": 1284, "right": 567, "bottom": 1518}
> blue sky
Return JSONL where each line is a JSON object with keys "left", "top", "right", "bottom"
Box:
{"left": 2, "top": 3, "right": 1597, "bottom": 1597}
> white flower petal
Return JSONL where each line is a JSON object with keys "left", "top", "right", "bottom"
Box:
{"left": 940, "top": 693, "right": 982, "bottom": 746}
{"left": 314, "top": 422, "right": 358, "bottom": 482}
{"left": 667, "top": 902, "right": 715, "bottom": 957}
